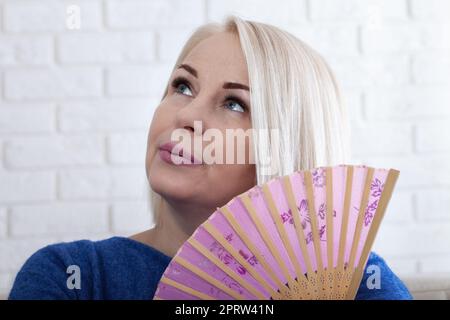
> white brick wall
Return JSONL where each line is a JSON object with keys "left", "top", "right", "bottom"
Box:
{"left": 0, "top": 0, "right": 449, "bottom": 298}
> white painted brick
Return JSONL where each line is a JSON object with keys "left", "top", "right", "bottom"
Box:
{"left": 0, "top": 273, "right": 14, "bottom": 297}
{"left": 59, "top": 98, "right": 158, "bottom": 132}
{"left": 0, "top": 238, "right": 59, "bottom": 272}
{"left": 328, "top": 55, "right": 410, "bottom": 88}
{"left": 382, "top": 190, "right": 414, "bottom": 224}
{"left": 4, "top": 0, "right": 102, "bottom": 32}
{"left": 111, "top": 201, "right": 152, "bottom": 234}
{"left": 59, "top": 166, "right": 147, "bottom": 200}
{"left": 106, "top": 64, "right": 172, "bottom": 97}
{"left": 10, "top": 203, "right": 109, "bottom": 237}
{"left": 4, "top": 67, "right": 103, "bottom": 100}
{"left": 107, "top": 132, "right": 147, "bottom": 165}
{"left": 58, "top": 32, "right": 155, "bottom": 64}
{"left": 416, "top": 120, "right": 450, "bottom": 152}
{"left": 106, "top": 0, "right": 204, "bottom": 29}
{"left": 310, "top": 0, "right": 408, "bottom": 21}
{"left": 0, "top": 171, "right": 55, "bottom": 203}
{"left": 412, "top": 51, "right": 450, "bottom": 85}
{"left": 0, "top": 35, "right": 53, "bottom": 66}
{"left": 355, "top": 155, "right": 450, "bottom": 189}
{"left": 419, "top": 256, "right": 450, "bottom": 273}
{"left": 351, "top": 122, "right": 412, "bottom": 156}
{"left": 380, "top": 256, "right": 419, "bottom": 275}
{"left": 373, "top": 222, "right": 450, "bottom": 257}
{"left": 4, "top": 135, "right": 105, "bottom": 168}
{"left": 0, "top": 105, "right": 55, "bottom": 133}
{"left": 410, "top": 0, "right": 450, "bottom": 20}
{"left": 0, "top": 207, "right": 7, "bottom": 238}
{"left": 285, "top": 23, "right": 359, "bottom": 57}
{"left": 365, "top": 86, "right": 450, "bottom": 120}
{"left": 361, "top": 23, "right": 450, "bottom": 54}
{"left": 344, "top": 90, "right": 364, "bottom": 124}
{"left": 207, "top": 0, "right": 307, "bottom": 27}
{"left": 56, "top": 232, "right": 115, "bottom": 242}
{"left": 416, "top": 189, "right": 450, "bottom": 222}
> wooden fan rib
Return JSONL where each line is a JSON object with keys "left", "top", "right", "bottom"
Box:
{"left": 340, "top": 167, "right": 375, "bottom": 298}
{"left": 197, "top": 222, "right": 270, "bottom": 299}
{"left": 261, "top": 183, "right": 310, "bottom": 299}
{"left": 281, "top": 176, "right": 315, "bottom": 274}
{"left": 334, "top": 165, "right": 354, "bottom": 299}
{"left": 173, "top": 255, "right": 246, "bottom": 300}
{"left": 304, "top": 170, "right": 327, "bottom": 298}
{"left": 345, "top": 168, "right": 400, "bottom": 300}
{"left": 281, "top": 175, "right": 319, "bottom": 299}
{"left": 325, "top": 166, "right": 334, "bottom": 299}
{"left": 239, "top": 193, "right": 299, "bottom": 298}
{"left": 159, "top": 275, "right": 216, "bottom": 300}
{"left": 219, "top": 206, "right": 285, "bottom": 300}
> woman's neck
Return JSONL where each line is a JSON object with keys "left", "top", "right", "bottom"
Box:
{"left": 130, "top": 198, "right": 213, "bottom": 258}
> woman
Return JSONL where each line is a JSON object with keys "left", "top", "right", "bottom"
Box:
{"left": 8, "top": 15, "right": 412, "bottom": 300}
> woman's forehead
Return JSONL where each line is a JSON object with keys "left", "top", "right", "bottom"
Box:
{"left": 181, "top": 32, "right": 249, "bottom": 85}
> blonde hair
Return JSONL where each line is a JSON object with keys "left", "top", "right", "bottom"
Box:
{"left": 147, "top": 15, "right": 351, "bottom": 225}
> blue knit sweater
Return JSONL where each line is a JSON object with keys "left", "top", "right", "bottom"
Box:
{"left": 8, "top": 236, "right": 413, "bottom": 300}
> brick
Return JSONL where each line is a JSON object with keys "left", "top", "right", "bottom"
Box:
{"left": 4, "top": 0, "right": 102, "bottom": 32}
{"left": 0, "top": 207, "right": 7, "bottom": 238}
{"left": 351, "top": 122, "right": 412, "bottom": 156}
{"left": 373, "top": 222, "right": 450, "bottom": 256}
{"left": 284, "top": 23, "right": 359, "bottom": 57}
{"left": 379, "top": 257, "right": 419, "bottom": 275}
{"left": 361, "top": 23, "right": 450, "bottom": 54}
{"left": 0, "top": 171, "right": 55, "bottom": 203}
{"left": 420, "top": 256, "right": 450, "bottom": 273}
{"left": 416, "top": 189, "right": 450, "bottom": 222}
{"left": 412, "top": 51, "right": 450, "bottom": 85}
{"left": 365, "top": 86, "right": 450, "bottom": 120}
{"left": 410, "top": 0, "right": 450, "bottom": 20}
{"left": 4, "top": 135, "right": 105, "bottom": 168}
{"left": 59, "top": 167, "right": 146, "bottom": 200}
{"left": 382, "top": 190, "right": 414, "bottom": 224}
{"left": 111, "top": 201, "right": 152, "bottom": 234}
{"left": 0, "top": 105, "right": 55, "bottom": 133}
{"left": 416, "top": 120, "right": 450, "bottom": 152}
{"left": 107, "top": 133, "right": 147, "bottom": 164}
{"left": 207, "top": 0, "right": 307, "bottom": 27}
{"left": 10, "top": 203, "right": 109, "bottom": 237}
{"left": 328, "top": 55, "right": 410, "bottom": 88}
{"left": 0, "top": 238, "right": 59, "bottom": 272}
{"left": 4, "top": 67, "right": 102, "bottom": 100}
{"left": 0, "top": 35, "right": 53, "bottom": 66}
{"left": 59, "top": 98, "right": 158, "bottom": 132}
{"left": 310, "top": 0, "right": 408, "bottom": 21}
{"left": 106, "top": 0, "right": 204, "bottom": 29}
{"left": 106, "top": 64, "right": 172, "bottom": 97}
{"left": 58, "top": 32, "right": 155, "bottom": 64}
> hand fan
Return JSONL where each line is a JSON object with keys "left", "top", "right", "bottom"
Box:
{"left": 153, "top": 164, "right": 400, "bottom": 300}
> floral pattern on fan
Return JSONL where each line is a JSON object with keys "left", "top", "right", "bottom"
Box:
{"left": 208, "top": 232, "right": 259, "bottom": 276}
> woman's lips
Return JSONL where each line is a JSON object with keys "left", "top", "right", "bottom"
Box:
{"left": 158, "top": 141, "right": 203, "bottom": 166}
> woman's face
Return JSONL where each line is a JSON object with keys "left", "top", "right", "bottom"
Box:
{"left": 146, "top": 31, "right": 256, "bottom": 210}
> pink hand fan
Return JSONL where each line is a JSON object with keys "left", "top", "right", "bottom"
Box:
{"left": 153, "top": 164, "right": 400, "bottom": 300}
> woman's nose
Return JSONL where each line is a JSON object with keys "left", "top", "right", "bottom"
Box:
{"left": 174, "top": 97, "right": 210, "bottom": 135}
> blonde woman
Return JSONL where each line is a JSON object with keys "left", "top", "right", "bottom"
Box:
{"left": 9, "top": 16, "right": 411, "bottom": 300}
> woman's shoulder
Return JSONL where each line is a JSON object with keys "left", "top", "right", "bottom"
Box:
{"left": 8, "top": 236, "right": 172, "bottom": 300}
{"left": 356, "top": 251, "right": 413, "bottom": 300}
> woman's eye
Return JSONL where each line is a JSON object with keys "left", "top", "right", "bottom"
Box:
{"left": 171, "top": 78, "right": 193, "bottom": 97}
{"left": 224, "top": 100, "right": 246, "bottom": 113}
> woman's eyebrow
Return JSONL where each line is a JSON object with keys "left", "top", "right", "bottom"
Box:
{"left": 176, "top": 63, "right": 249, "bottom": 91}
